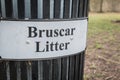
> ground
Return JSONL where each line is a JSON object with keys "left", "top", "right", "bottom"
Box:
{"left": 84, "top": 13, "right": 120, "bottom": 80}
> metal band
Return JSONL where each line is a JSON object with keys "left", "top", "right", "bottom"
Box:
{"left": 0, "top": 50, "right": 86, "bottom": 61}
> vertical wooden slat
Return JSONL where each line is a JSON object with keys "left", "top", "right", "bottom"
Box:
{"left": 27, "top": 61, "right": 32, "bottom": 80}
{"left": 75, "top": 54, "right": 80, "bottom": 80}
{"left": 43, "top": 60, "right": 52, "bottom": 80}
{"left": 79, "top": 53, "right": 82, "bottom": 80}
{"left": 50, "top": 0, "right": 54, "bottom": 19}
{"left": 38, "top": 61, "right": 43, "bottom": 80}
{"left": 54, "top": 0, "right": 60, "bottom": 18}
{"left": 5, "top": 0, "right": 13, "bottom": 18}
{"left": 12, "top": 0, "right": 18, "bottom": 18}
{"left": 72, "top": 0, "right": 79, "bottom": 18}
{"left": 60, "top": 0, "right": 64, "bottom": 18}
{"left": 86, "top": 0, "right": 89, "bottom": 17}
{"left": 43, "top": 0, "right": 50, "bottom": 19}
{"left": 43, "top": 61, "right": 48, "bottom": 80}
{"left": 54, "top": 0, "right": 62, "bottom": 79}
{"left": 58, "top": 59, "right": 61, "bottom": 80}
{"left": 0, "top": 61, "right": 6, "bottom": 80}
{"left": 60, "top": 0, "right": 70, "bottom": 79}
{"left": 6, "top": 62, "right": 10, "bottom": 80}
{"left": 66, "top": 2, "right": 75, "bottom": 79}
{"left": 25, "top": 0, "right": 31, "bottom": 19}
{"left": 79, "top": 52, "right": 85, "bottom": 80}
{"left": 49, "top": 0, "right": 54, "bottom": 78}
{"left": 0, "top": 1, "right": 88, "bottom": 80}
{"left": 83, "top": 0, "right": 87, "bottom": 17}
{"left": 48, "top": 60, "right": 53, "bottom": 80}
{"left": 81, "top": 52, "right": 85, "bottom": 80}
{"left": 10, "top": 62, "right": 17, "bottom": 80}
{"left": 21, "top": 62, "right": 27, "bottom": 80}
{"left": 31, "top": 0, "right": 37, "bottom": 19}
{"left": 53, "top": 0, "right": 62, "bottom": 78}
{"left": 69, "top": 0, "right": 72, "bottom": 18}
{"left": 66, "top": 57, "right": 69, "bottom": 80}
{"left": 78, "top": 0, "right": 83, "bottom": 17}
{"left": 18, "top": 0, "right": 25, "bottom": 19}
{"left": 76, "top": 0, "right": 79, "bottom": 17}
{"left": 1, "top": 0, "right": 6, "bottom": 18}
{"left": 61, "top": 58, "right": 69, "bottom": 80}
{"left": 32, "top": 62, "right": 38, "bottom": 80}
{"left": 0, "top": 0, "right": 1, "bottom": 17}
{"left": 52, "top": 59, "right": 61, "bottom": 80}
{"left": 69, "top": 56, "right": 75, "bottom": 80}
{"left": 38, "top": 0, "right": 43, "bottom": 19}
{"left": 16, "top": 62, "right": 21, "bottom": 80}
{"left": 63, "top": 0, "right": 70, "bottom": 18}
{"left": 85, "top": 0, "right": 89, "bottom": 17}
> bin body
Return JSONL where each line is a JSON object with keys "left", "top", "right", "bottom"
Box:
{"left": 0, "top": 0, "right": 89, "bottom": 80}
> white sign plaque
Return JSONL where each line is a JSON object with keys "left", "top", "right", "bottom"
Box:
{"left": 0, "top": 19, "right": 87, "bottom": 59}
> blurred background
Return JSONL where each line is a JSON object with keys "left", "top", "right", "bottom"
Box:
{"left": 84, "top": 0, "right": 120, "bottom": 80}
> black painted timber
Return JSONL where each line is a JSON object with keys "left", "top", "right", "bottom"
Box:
{"left": 0, "top": 0, "right": 89, "bottom": 80}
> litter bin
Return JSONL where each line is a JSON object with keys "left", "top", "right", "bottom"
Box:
{"left": 0, "top": 0, "right": 89, "bottom": 80}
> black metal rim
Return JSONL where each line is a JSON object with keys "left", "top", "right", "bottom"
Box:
{"left": 0, "top": 50, "right": 86, "bottom": 61}
{"left": 0, "top": 17, "right": 88, "bottom": 22}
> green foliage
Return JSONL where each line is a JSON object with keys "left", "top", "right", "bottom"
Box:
{"left": 94, "top": 43, "right": 103, "bottom": 49}
{"left": 85, "top": 13, "right": 120, "bottom": 80}
{"left": 88, "top": 13, "right": 120, "bottom": 38}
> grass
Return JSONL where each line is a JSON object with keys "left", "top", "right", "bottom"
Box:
{"left": 84, "top": 13, "right": 120, "bottom": 80}
{"left": 87, "top": 13, "right": 120, "bottom": 52}
{"left": 88, "top": 13, "right": 120, "bottom": 37}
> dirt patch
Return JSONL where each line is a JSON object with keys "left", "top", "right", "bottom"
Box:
{"left": 111, "top": 20, "right": 120, "bottom": 24}
{"left": 84, "top": 31, "right": 120, "bottom": 80}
